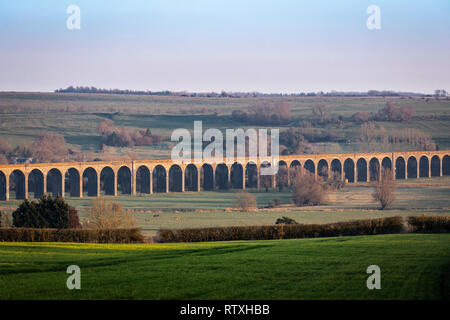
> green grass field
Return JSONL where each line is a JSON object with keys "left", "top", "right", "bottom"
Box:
{"left": 0, "top": 234, "right": 449, "bottom": 299}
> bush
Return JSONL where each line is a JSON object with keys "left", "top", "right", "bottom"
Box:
{"left": 159, "top": 217, "right": 404, "bottom": 243}
{"left": 13, "top": 195, "right": 72, "bottom": 229}
{"left": 84, "top": 198, "right": 136, "bottom": 229}
{"left": 268, "top": 198, "right": 281, "bottom": 208}
{"left": 275, "top": 216, "right": 298, "bottom": 225}
{"left": 291, "top": 168, "right": 327, "bottom": 206}
{"left": 233, "top": 192, "right": 257, "bottom": 212}
{"left": 0, "top": 228, "right": 144, "bottom": 243}
{"left": 0, "top": 211, "right": 12, "bottom": 228}
{"left": 407, "top": 215, "right": 450, "bottom": 233}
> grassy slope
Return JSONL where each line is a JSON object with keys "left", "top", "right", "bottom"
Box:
{"left": 1, "top": 93, "right": 450, "bottom": 157}
{"left": 0, "top": 234, "right": 449, "bottom": 300}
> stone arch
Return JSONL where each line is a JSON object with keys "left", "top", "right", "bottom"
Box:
{"left": 201, "top": 164, "right": 214, "bottom": 191}
{"left": 169, "top": 165, "right": 183, "bottom": 192}
{"left": 260, "top": 161, "right": 273, "bottom": 190}
{"left": 118, "top": 166, "right": 132, "bottom": 194}
{"left": 245, "top": 162, "right": 258, "bottom": 188}
{"left": 330, "top": 159, "right": 342, "bottom": 180}
{"left": 0, "top": 171, "right": 6, "bottom": 200}
{"left": 215, "top": 163, "right": 229, "bottom": 190}
{"left": 65, "top": 168, "right": 80, "bottom": 197}
{"left": 277, "top": 160, "right": 289, "bottom": 190}
{"left": 356, "top": 158, "right": 367, "bottom": 182}
{"left": 317, "top": 159, "right": 328, "bottom": 179}
{"left": 407, "top": 156, "right": 418, "bottom": 179}
{"left": 304, "top": 160, "right": 315, "bottom": 175}
{"left": 395, "top": 157, "right": 406, "bottom": 180}
{"left": 369, "top": 158, "right": 380, "bottom": 181}
{"left": 100, "top": 167, "right": 115, "bottom": 196}
{"left": 443, "top": 155, "right": 450, "bottom": 175}
{"left": 83, "top": 167, "right": 98, "bottom": 197}
{"left": 136, "top": 165, "right": 151, "bottom": 194}
{"left": 153, "top": 165, "right": 167, "bottom": 193}
{"left": 382, "top": 157, "right": 392, "bottom": 170}
{"left": 430, "top": 155, "right": 440, "bottom": 177}
{"left": 10, "top": 170, "right": 26, "bottom": 199}
{"left": 343, "top": 159, "right": 354, "bottom": 183}
{"left": 47, "top": 168, "right": 62, "bottom": 197}
{"left": 419, "top": 156, "right": 429, "bottom": 178}
{"left": 289, "top": 160, "right": 301, "bottom": 183}
{"left": 28, "top": 169, "right": 44, "bottom": 198}
{"left": 184, "top": 164, "right": 198, "bottom": 191}
{"left": 230, "top": 162, "right": 244, "bottom": 189}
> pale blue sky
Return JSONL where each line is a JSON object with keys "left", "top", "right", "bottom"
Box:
{"left": 0, "top": 0, "right": 449, "bottom": 93}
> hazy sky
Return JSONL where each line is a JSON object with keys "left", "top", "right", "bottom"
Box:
{"left": 0, "top": 0, "right": 449, "bottom": 93}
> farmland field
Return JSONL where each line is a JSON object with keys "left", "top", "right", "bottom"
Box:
{"left": 1, "top": 93, "right": 450, "bottom": 158}
{"left": 0, "top": 234, "right": 449, "bottom": 300}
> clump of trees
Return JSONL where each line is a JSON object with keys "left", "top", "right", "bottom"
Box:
{"left": 375, "top": 102, "right": 414, "bottom": 122}
{"left": 97, "top": 120, "right": 163, "bottom": 147}
{"left": 351, "top": 102, "right": 415, "bottom": 124}
{"left": 31, "top": 133, "right": 69, "bottom": 162}
{"left": 291, "top": 168, "right": 328, "bottom": 206}
{"left": 233, "top": 192, "right": 257, "bottom": 212}
{"left": 12, "top": 195, "right": 79, "bottom": 228}
{"left": 231, "top": 102, "right": 291, "bottom": 125}
{"left": 279, "top": 128, "right": 316, "bottom": 155}
{"left": 359, "top": 122, "right": 436, "bottom": 151}
{"left": 0, "top": 133, "right": 70, "bottom": 164}
{"left": 372, "top": 168, "right": 396, "bottom": 210}
{"left": 84, "top": 198, "right": 136, "bottom": 229}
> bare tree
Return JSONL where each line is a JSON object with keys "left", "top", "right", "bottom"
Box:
{"left": 291, "top": 167, "right": 327, "bottom": 206}
{"left": 233, "top": 192, "right": 257, "bottom": 212}
{"left": 84, "top": 198, "right": 136, "bottom": 229}
{"left": 372, "top": 168, "right": 396, "bottom": 210}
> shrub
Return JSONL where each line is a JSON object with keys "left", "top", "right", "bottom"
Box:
{"left": 0, "top": 211, "right": 12, "bottom": 228}
{"left": 407, "top": 215, "right": 450, "bottom": 233}
{"left": 275, "top": 216, "right": 298, "bottom": 225}
{"left": 233, "top": 192, "right": 257, "bottom": 212}
{"left": 268, "top": 198, "right": 281, "bottom": 208}
{"left": 372, "top": 168, "right": 396, "bottom": 210}
{"left": 291, "top": 168, "right": 327, "bottom": 206}
{"left": 84, "top": 198, "right": 136, "bottom": 229}
{"left": 159, "top": 217, "right": 404, "bottom": 243}
{"left": 0, "top": 228, "right": 144, "bottom": 243}
{"left": 12, "top": 195, "right": 73, "bottom": 228}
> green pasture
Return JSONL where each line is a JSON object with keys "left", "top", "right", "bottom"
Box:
{"left": 0, "top": 234, "right": 448, "bottom": 299}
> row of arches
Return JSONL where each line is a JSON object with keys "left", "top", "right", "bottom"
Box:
{"left": 1, "top": 155, "right": 449, "bottom": 200}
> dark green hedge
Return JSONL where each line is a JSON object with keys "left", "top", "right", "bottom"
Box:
{"left": 407, "top": 215, "right": 450, "bottom": 233}
{"left": 0, "top": 228, "right": 145, "bottom": 243}
{"left": 159, "top": 216, "right": 404, "bottom": 243}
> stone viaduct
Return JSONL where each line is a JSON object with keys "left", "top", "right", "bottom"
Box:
{"left": 0, "top": 150, "right": 449, "bottom": 201}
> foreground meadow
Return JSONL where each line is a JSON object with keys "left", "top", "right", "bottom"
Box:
{"left": 0, "top": 234, "right": 449, "bottom": 300}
